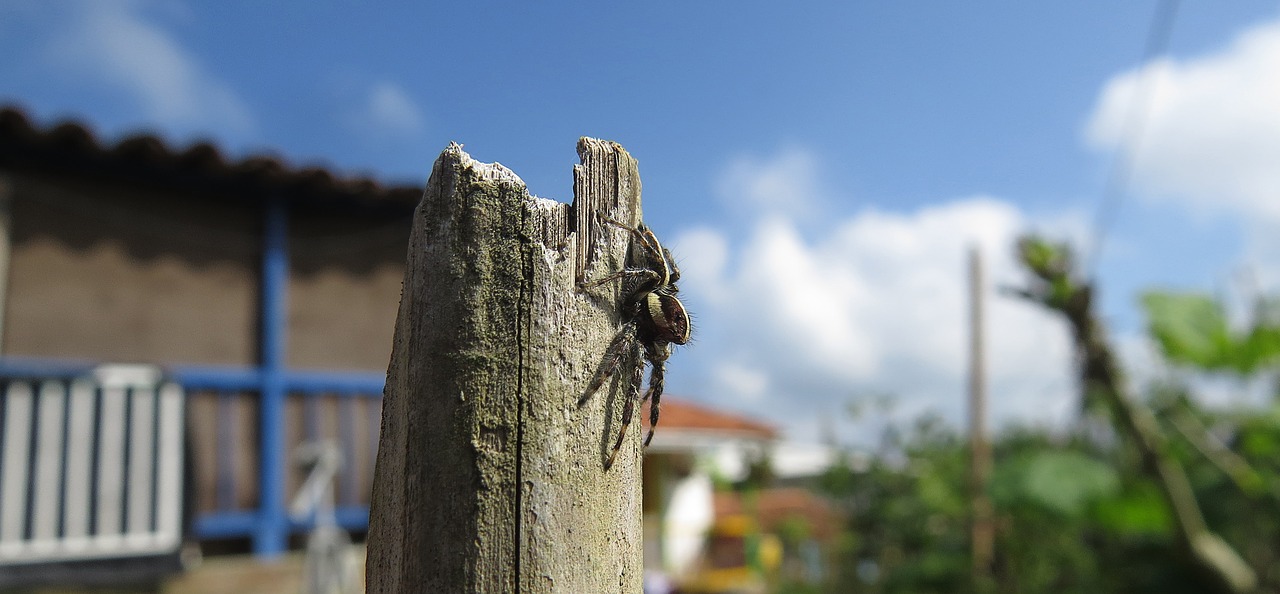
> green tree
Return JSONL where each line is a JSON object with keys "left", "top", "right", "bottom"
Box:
{"left": 1012, "top": 236, "right": 1256, "bottom": 594}
{"left": 812, "top": 237, "right": 1280, "bottom": 594}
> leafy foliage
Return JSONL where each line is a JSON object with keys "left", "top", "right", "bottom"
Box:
{"left": 989, "top": 450, "right": 1119, "bottom": 518}
{"left": 808, "top": 242, "right": 1280, "bottom": 593}
{"left": 815, "top": 417, "right": 1255, "bottom": 594}
{"left": 1141, "top": 292, "right": 1280, "bottom": 374}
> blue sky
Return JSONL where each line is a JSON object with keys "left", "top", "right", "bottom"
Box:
{"left": 4, "top": 1, "right": 1280, "bottom": 444}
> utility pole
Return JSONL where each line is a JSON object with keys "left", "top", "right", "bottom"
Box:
{"left": 968, "top": 246, "right": 994, "bottom": 590}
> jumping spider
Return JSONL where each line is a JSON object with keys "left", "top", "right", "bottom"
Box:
{"left": 579, "top": 216, "right": 691, "bottom": 469}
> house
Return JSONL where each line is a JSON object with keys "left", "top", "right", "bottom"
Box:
{"left": 642, "top": 399, "right": 859, "bottom": 593}
{"left": 641, "top": 398, "right": 778, "bottom": 587}
{"left": 0, "top": 105, "right": 419, "bottom": 561}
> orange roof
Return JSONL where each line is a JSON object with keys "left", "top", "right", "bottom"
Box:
{"left": 645, "top": 398, "right": 778, "bottom": 440}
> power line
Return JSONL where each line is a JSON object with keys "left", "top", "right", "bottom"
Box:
{"left": 1088, "top": 0, "right": 1182, "bottom": 276}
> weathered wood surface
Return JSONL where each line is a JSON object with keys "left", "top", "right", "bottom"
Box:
{"left": 367, "top": 139, "right": 645, "bottom": 593}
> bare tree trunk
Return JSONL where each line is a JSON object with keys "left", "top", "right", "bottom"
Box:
{"left": 367, "top": 139, "right": 647, "bottom": 593}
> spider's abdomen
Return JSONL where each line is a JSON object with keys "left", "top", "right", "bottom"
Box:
{"left": 643, "top": 291, "right": 690, "bottom": 345}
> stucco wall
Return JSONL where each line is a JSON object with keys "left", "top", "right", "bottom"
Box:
{"left": 2, "top": 172, "right": 412, "bottom": 372}
{"left": 287, "top": 207, "right": 409, "bottom": 371}
{"left": 4, "top": 173, "right": 259, "bottom": 365}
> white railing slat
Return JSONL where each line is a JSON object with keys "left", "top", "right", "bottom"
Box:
{"left": 61, "top": 380, "right": 95, "bottom": 546}
{"left": 0, "top": 381, "right": 33, "bottom": 551}
{"left": 95, "top": 385, "right": 127, "bottom": 542}
{"left": 127, "top": 386, "right": 156, "bottom": 538}
{"left": 30, "top": 381, "right": 67, "bottom": 550}
{"left": 154, "top": 382, "right": 184, "bottom": 548}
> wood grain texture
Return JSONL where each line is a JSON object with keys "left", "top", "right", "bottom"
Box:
{"left": 367, "top": 139, "right": 645, "bottom": 593}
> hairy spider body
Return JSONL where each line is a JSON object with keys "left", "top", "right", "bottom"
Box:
{"left": 580, "top": 218, "right": 690, "bottom": 469}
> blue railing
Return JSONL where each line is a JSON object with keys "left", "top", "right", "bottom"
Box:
{"left": 0, "top": 356, "right": 384, "bottom": 557}
{"left": 174, "top": 364, "right": 384, "bottom": 548}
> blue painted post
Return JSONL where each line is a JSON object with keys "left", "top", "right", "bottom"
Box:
{"left": 256, "top": 198, "right": 289, "bottom": 557}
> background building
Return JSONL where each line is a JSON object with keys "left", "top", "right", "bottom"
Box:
{"left": 0, "top": 106, "right": 418, "bottom": 561}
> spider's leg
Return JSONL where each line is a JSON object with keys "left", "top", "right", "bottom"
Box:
{"left": 601, "top": 216, "right": 662, "bottom": 255}
{"left": 579, "top": 267, "right": 662, "bottom": 291}
{"left": 642, "top": 343, "right": 671, "bottom": 447}
{"left": 605, "top": 340, "right": 646, "bottom": 469}
{"left": 579, "top": 321, "right": 636, "bottom": 406}
{"left": 663, "top": 247, "right": 680, "bottom": 284}
{"left": 600, "top": 217, "right": 669, "bottom": 276}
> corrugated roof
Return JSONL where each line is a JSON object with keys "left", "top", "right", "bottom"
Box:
{"left": 0, "top": 106, "right": 423, "bottom": 208}
{"left": 645, "top": 398, "right": 778, "bottom": 440}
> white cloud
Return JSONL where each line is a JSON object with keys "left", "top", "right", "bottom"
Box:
{"left": 43, "top": 1, "right": 253, "bottom": 136}
{"left": 344, "top": 81, "right": 426, "bottom": 143}
{"left": 1085, "top": 17, "right": 1280, "bottom": 223}
{"left": 711, "top": 362, "right": 769, "bottom": 403}
{"left": 671, "top": 227, "right": 729, "bottom": 301}
{"left": 714, "top": 146, "right": 822, "bottom": 219}
{"left": 672, "top": 148, "right": 1078, "bottom": 444}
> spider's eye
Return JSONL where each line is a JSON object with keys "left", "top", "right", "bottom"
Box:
{"left": 645, "top": 293, "right": 691, "bottom": 345}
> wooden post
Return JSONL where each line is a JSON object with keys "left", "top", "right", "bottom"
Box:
{"left": 967, "top": 246, "right": 994, "bottom": 590}
{"left": 366, "top": 139, "right": 646, "bottom": 593}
